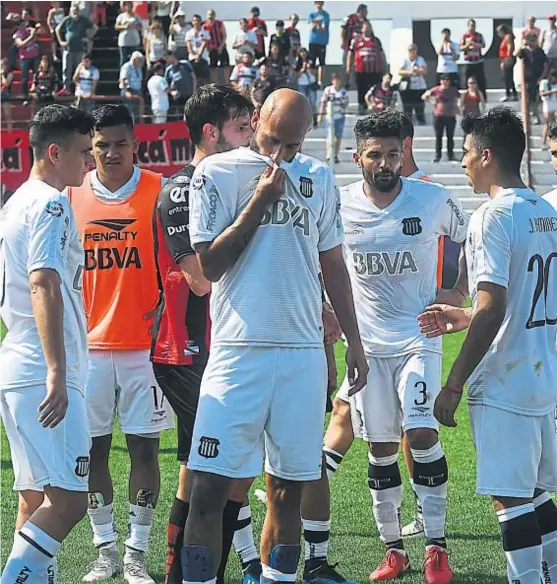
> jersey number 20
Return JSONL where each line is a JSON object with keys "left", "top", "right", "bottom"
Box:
{"left": 526, "top": 253, "right": 557, "bottom": 329}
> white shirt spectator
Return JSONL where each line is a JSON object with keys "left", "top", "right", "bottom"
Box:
{"left": 75, "top": 64, "right": 99, "bottom": 96}
{"left": 120, "top": 61, "right": 143, "bottom": 91}
{"left": 437, "top": 41, "right": 459, "bottom": 73}
{"left": 542, "top": 27, "right": 557, "bottom": 60}
{"left": 146, "top": 31, "right": 167, "bottom": 62}
{"left": 320, "top": 85, "right": 349, "bottom": 120}
{"left": 232, "top": 28, "right": 258, "bottom": 59}
{"left": 186, "top": 28, "right": 210, "bottom": 61}
{"left": 229, "top": 64, "right": 258, "bottom": 88}
{"left": 116, "top": 11, "right": 142, "bottom": 47}
{"left": 156, "top": 1, "right": 172, "bottom": 17}
{"left": 400, "top": 55, "right": 428, "bottom": 90}
{"left": 169, "top": 21, "right": 191, "bottom": 52}
{"left": 539, "top": 78, "right": 557, "bottom": 112}
{"left": 148, "top": 73, "right": 169, "bottom": 111}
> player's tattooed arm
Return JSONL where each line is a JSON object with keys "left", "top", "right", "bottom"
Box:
{"left": 195, "top": 163, "right": 285, "bottom": 281}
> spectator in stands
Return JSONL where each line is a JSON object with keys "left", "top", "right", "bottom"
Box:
{"left": 542, "top": 14, "right": 557, "bottom": 71}
{"left": 365, "top": 73, "right": 400, "bottom": 111}
{"left": 497, "top": 24, "right": 518, "bottom": 102}
{"left": 518, "top": 32, "right": 549, "bottom": 125}
{"left": 248, "top": 6, "right": 268, "bottom": 60}
{"left": 251, "top": 62, "right": 273, "bottom": 110}
{"left": 13, "top": 8, "right": 41, "bottom": 101}
{"left": 422, "top": 74, "right": 460, "bottom": 162}
{"left": 168, "top": 8, "right": 190, "bottom": 61}
{"left": 73, "top": 53, "right": 99, "bottom": 112}
{"left": 119, "top": 50, "right": 144, "bottom": 121}
{"left": 164, "top": 50, "right": 196, "bottom": 120}
{"left": 131, "top": 1, "right": 151, "bottom": 36}
{"left": 56, "top": 4, "right": 97, "bottom": 94}
{"left": 318, "top": 72, "right": 349, "bottom": 164}
{"left": 145, "top": 20, "right": 167, "bottom": 67}
{"left": 398, "top": 43, "right": 428, "bottom": 125}
{"left": 30, "top": 54, "right": 58, "bottom": 112}
{"left": 152, "top": 0, "right": 172, "bottom": 36}
{"left": 347, "top": 20, "right": 385, "bottom": 115}
{"left": 230, "top": 51, "right": 258, "bottom": 89}
{"left": 522, "top": 16, "right": 541, "bottom": 43}
{"left": 115, "top": 1, "right": 143, "bottom": 67}
{"left": 436, "top": 28, "right": 459, "bottom": 87}
{"left": 340, "top": 3, "right": 367, "bottom": 84}
{"left": 204, "top": 9, "right": 230, "bottom": 83}
{"left": 71, "top": 0, "right": 93, "bottom": 21}
{"left": 1, "top": 57, "right": 14, "bottom": 132}
{"left": 186, "top": 14, "right": 211, "bottom": 85}
{"left": 287, "top": 14, "right": 301, "bottom": 64}
{"left": 93, "top": 1, "right": 108, "bottom": 27}
{"left": 460, "top": 76, "right": 486, "bottom": 117}
{"left": 232, "top": 17, "right": 258, "bottom": 63}
{"left": 47, "top": 1, "right": 66, "bottom": 63}
{"left": 540, "top": 69, "right": 557, "bottom": 149}
{"left": 270, "top": 20, "right": 291, "bottom": 63}
{"left": 460, "top": 19, "right": 487, "bottom": 99}
{"left": 295, "top": 47, "right": 318, "bottom": 124}
{"left": 148, "top": 61, "right": 169, "bottom": 123}
{"left": 259, "top": 42, "right": 289, "bottom": 88}
{"left": 307, "top": 0, "right": 330, "bottom": 86}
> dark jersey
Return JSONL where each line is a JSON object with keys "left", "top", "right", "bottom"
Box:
{"left": 151, "top": 165, "right": 210, "bottom": 366}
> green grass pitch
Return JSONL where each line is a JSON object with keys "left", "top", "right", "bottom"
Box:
{"left": 1, "top": 335, "right": 510, "bottom": 583}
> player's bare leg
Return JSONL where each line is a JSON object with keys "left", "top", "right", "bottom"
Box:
{"left": 3, "top": 486, "right": 87, "bottom": 583}
{"left": 84, "top": 434, "right": 120, "bottom": 582}
{"left": 260, "top": 474, "right": 303, "bottom": 583}
{"left": 405, "top": 428, "right": 452, "bottom": 584}
{"left": 401, "top": 434, "right": 425, "bottom": 539}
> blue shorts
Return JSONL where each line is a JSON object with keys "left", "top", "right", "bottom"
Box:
{"left": 326, "top": 117, "right": 346, "bottom": 138}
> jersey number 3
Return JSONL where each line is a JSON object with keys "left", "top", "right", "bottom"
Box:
{"left": 526, "top": 253, "right": 557, "bottom": 329}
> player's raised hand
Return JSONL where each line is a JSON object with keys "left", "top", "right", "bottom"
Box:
{"left": 434, "top": 386, "right": 462, "bottom": 428}
{"left": 255, "top": 147, "right": 285, "bottom": 205}
{"left": 345, "top": 343, "right": 368, "bottom": 396}
{"left": 417, "top": 304, "right": 471, "bottom": 338}
{"left": 38, "top": 369, "right": 68, "bottom": 428}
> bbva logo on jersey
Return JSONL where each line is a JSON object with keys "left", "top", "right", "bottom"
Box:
{"left": 353, "top": 251, "right": 418, "bottom": 276}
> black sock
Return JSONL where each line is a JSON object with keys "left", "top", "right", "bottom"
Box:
{"left": 167, "top": 497, "right": 189, "bottom": 584}
{"left": 216, "top": 500, "right": 243, "bottom": 584}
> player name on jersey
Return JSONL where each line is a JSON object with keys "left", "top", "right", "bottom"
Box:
{"left": 528, "top": 216, "right": 557, "bottom": 233}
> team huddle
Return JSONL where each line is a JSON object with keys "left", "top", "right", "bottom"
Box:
{"left": 0, "top": 85, "right": 557, "bottom": 584}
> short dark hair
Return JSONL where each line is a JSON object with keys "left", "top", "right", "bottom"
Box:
{"left": 357, "top": 4, "right": 367, "bottom": 12}
{"left": 439, "top": 74, "right": 450, "bottom": 81}
{"left": 276, "top": 20, "right": 284, "bottom": 27}
{"left": 548, "top": 120, "right": 557, "bottom": 142}
{"left": 192, "top": 14, "right": 202, "bottom": 20}
{"left": 92, "top": 104, "right": 134, "bottom": 132}
{"left": 29, "top": 104, "right": 94, "bottom": 159}
{"left": 442, "top": 28, "right": 451, "bottom": 35}
{"left": 82, "top": 52, "right": 93, "bottom": 61}
{"left": 468, "top": 18, "right": 476, "bottom": 25}
{"left": 400, "top": 111, "right": 414, "bottom": 140}
{"left": 461, "top": 106, "right": 525, "bottom": 173}
{"left": 354, "top": 110, "right": 403, "bottom": 149}
{"left": 184, "top": 84, "right": 254, "bottom": 146}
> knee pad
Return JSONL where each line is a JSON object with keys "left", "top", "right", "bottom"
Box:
{"left": 268, "top": 544, "right": 301, "bottom": 574}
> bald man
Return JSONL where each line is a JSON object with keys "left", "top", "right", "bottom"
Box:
{"left": 180, "top": 89, "right": 368, "bottom": 584}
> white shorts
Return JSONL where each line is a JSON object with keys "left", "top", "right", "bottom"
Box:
{"left": 187, "top": 345, "right": 327, "bottom": 481}
{"left": 337, "top": 351, "right": 442, "bottom": 443}
{"left": 542, "top": 102, "right": 557, "bottom": 115}
{"left": 469, "top": 404, "right": 557, "bottom": 498}
{"left": 0, "top": 385, "right": 92, "bottom": 492}
{"left": 86, "top": 350, "right": 174, "bottom": 437}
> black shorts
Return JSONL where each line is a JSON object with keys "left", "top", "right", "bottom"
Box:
{"left": 309, "top": 43, "right": 327, "bottom": 67}
{"left": 152, "top": 362, "right": 205, "bottom": 463}
{"left": 209, "top": 48, "right": 230, "bottom": 68}
{"left": 526, "top": 81, "right": 540, "bottom": 105}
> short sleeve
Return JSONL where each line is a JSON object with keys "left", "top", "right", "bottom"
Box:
{"left": 157, "top": 179, "right": 194, "bottom": 261}
{"left": 189, "top": 163, "right": 237, "bottom": 246}
{"left": 472, "top": 204, "right": 512, "bottom": 289}
{"left": 318, "top": 169, "right": 344, "bottom": 253}
{"left": 92, "top": 68, "right": 100, "bottom": 81}
{"left": 432, "top": 187, "right": 469, "bottom": 243}
{"left": 27, "top": 197, "right": 71, "bottom": 276}
{"left": 229, "top": 66, "right": 239, "bottom": 81}
{"left": 349, "top": 38, "right": 356, "bottom": 52}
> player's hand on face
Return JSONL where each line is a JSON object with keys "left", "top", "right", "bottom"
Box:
{"left": 323, "top": 301, "right": 342, "bottom": 345}
{"left": 255, "top": 147, "right": 286, "bottom": 205}
{"left": 434, "top": 386, "right": 462, "bottom": 428}
{"left": 345, "top": 343, "right": 368, "bottom": 396}
{"left": 417, "top": 304, "right": 470, "bottom": 338}
{"left": 38, "top": 370, "right": 68, "bottom": 428}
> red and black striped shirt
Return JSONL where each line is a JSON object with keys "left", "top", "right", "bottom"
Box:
{"left": 461, "top": 32, "right": 485, "bottom": 62}
{"left": 248, "top": 17, "right": 267, "bottom": 54}
{"left": 341, "top": 13, "right": 366, "bottom": 51}
{"left": 202, "top": 19, "right": 225, "bottom": 51}
{"left": 350, "top": 35, "right": 382, "bottom": 73}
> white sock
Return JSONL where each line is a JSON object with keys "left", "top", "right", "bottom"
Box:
{"left": 323, "top": 447, "right": 344, "bottom": 480}
{"left": 2, "top": 522, "right": 61, "bottom": 583}
{"left": 125, "top": 503, "right": 155, "bottom": 554}
{"left": 88, "top": 500, "right": 117, "bottom": 550}
{"left": 11, "top": 530, "right": 57, "bottom": 583}
{"left": 302, "top": 518, "right": 330, "bottom": 562}
{"left": 534, "top": 491, "right": 557, "bottom": 582}
{"left": 410, "top": 443, "right": 448, "bottom": 542}
{"left": 368, "top": 452, "right": 404, "bottom": 547}
{"left": 261, "top": 563, "right": 297, "bottom": 583}
{"left": 497, "top": 503, "right": 542, "bottom": 584}
{"left": 232, "top": 504, "right": 259, "bottom": 566}
{"left": 182, "top": 579, "right": 217, "bottom": 584}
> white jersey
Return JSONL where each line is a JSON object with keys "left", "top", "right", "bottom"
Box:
{"left": 341, "top": 177, "right": 468, "bottom": 356}
{"left": 0, "top": 180, "right": 88, "bottom": 392}
{"left": 466, "top": 189, "right": 557, "bottom": 416}
{"left": 189, "top": 147, "right": 343, "bottom": 348}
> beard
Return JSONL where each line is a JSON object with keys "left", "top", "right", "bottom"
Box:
{"left": 362, "top": 167, "right": 401, "bottom": 193}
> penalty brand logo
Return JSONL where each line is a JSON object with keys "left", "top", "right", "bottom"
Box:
{"left": 14, "top": 566, "right": 32, "bottom": 583}
{"left": 88, "top": 218, "right": 136, "bottom": 232}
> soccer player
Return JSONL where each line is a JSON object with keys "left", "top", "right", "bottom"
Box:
{"left": 67, "top": 104, "right": 173, "bottom": 584}
{"left": 181, "top": 88, "right": 368, "bottom": 584}
{"left": 151, "top": 85, "right": 260, "bottom": 584}
{"left": 340, "top": 110, "right": 468, "bottom": 583}
{"left": 418, "top": 107, "right": 557, "bottom": 584}
{"left": 0, "top": 104, "right": 94, "bottom": 583}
